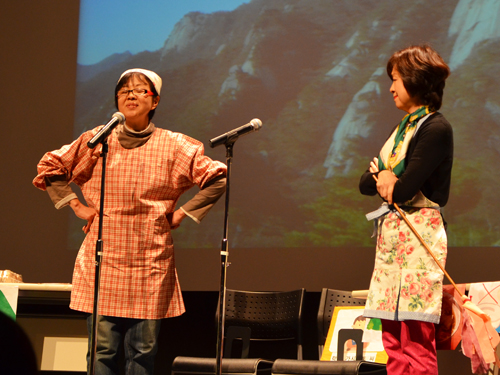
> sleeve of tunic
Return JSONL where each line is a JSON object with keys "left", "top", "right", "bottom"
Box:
{"left": 33, "top": 128, "right": 103, "bottom": 194}
{"left": 181, "top": 176, "right": 226, "bottom": 223}
{"left": 44, "top": 175, "right": 78, "bottom": 209}
{"left": 174, "top": 134, "right": 227, "bottom": 222}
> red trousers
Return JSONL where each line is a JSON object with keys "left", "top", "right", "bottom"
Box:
{"left": 381, "top": 319, "right": 438, "bottom": 375}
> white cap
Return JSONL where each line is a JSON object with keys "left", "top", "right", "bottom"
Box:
{"left": 118, "top": 68, "right": 162, "bottom": 94}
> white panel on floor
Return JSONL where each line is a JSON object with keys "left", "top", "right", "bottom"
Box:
{"left": 41, "top": 337, "right": 87, "bottom": 371}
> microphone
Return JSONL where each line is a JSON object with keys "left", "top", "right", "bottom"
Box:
{"left": 209, "top": 118, "right": 262, "bottom": 148}
{"left": 87, "top": 112, "right": 126, "bottom": 149}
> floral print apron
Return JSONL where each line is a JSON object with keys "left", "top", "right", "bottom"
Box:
{"left": 364, "top": 199, "right": 447, "bottom": 324}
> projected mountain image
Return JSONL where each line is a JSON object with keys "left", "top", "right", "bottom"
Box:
{"left": 73, "top": 0, "right": 500, "bottom": 248}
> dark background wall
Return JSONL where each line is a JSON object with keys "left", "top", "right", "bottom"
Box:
{"left": 1, "top": 0, "right": 80, "bottom": 283}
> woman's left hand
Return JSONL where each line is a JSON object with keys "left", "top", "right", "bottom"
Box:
{"left": 168, "top": 209, "right": 187, "bottom": 230}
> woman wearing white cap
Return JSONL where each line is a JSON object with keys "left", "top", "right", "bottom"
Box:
{"left": 33, "top": 68, "right": 227, "bottom": 375}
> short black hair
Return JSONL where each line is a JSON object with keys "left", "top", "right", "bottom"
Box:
{"left": 387, "top": 45, "right": 450, "bottom": 111}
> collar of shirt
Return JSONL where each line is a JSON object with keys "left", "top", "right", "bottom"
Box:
{"left": 117, "top": 123, "right": 156, "bottom": 149}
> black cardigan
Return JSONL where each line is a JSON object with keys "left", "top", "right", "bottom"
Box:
{"left": 359, "top": 112, "right": 453, "bottom": 207}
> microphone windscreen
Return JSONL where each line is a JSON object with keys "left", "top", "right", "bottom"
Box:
{"left": 250, "top": 118, "right": 262, "bottom": 130}
{"left": 113, "top": 112, "right": 126, "bottom": 124}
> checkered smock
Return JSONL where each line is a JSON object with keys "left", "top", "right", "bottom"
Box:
{"left": 34, "top": 126, "right": 226, "bottom": 319}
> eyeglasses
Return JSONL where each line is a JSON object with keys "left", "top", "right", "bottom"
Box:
{"left": 116, "top": 88, "right": 154, "bottom": 98}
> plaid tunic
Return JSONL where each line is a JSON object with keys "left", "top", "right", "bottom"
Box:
{"left": 34, "top": 125, "right": 226, "bottom": 319}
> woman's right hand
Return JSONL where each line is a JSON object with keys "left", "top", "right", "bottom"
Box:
{"left": 69, "top": 199, "right": 97, "bottom": 233}
{"left": 376, "top": 170, "right": 398, "bottom": 205}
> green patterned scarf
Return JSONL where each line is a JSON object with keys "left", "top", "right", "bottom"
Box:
{"left": 378, "top": 106, "right": 431, "bottom": 177}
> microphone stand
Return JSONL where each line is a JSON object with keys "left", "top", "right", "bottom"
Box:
{"left": 215, "top": 140, "right": 235, "bottom": 375}
{"left": 89, "top": 139, "right": 109, "bottom": 375}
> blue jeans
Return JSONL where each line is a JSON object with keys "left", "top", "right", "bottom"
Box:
{"left": 86, "top": 315, "right": 161, "bottom": 375}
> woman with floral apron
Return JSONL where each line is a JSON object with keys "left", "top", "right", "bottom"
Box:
{"left": 359, "top": 45, "right": 452, "bottom": 375}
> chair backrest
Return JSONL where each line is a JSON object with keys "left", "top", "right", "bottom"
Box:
{"left": 316, "top": 288, "right": 365, "bottom": 358}
{"left": 218, "top": 288, "right": 305, "bottom": 359}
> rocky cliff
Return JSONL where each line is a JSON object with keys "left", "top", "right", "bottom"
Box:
{"left": 74, "top": 0, "right": 500, "bottom": 247}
